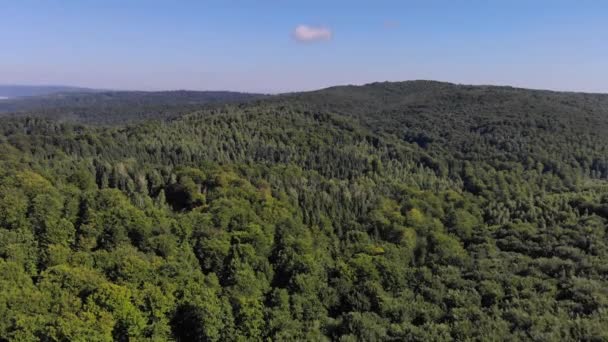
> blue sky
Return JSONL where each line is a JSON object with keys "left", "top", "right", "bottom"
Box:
{"left": 1, "top": 0, "right": 607, "bottom": 93}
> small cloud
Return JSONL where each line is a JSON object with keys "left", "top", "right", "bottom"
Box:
{"left": 293, "top": 25, "right": 332, "bottom": 42}
{"left": 383, "top": 20, "right": 399, "bottom": 29}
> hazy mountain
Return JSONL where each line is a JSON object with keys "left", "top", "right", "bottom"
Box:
{"left": 0, "top": 85, "right": 103, "bottom": 98}
{"left": 0, "top": 89, "right": 269, "bottom": 124}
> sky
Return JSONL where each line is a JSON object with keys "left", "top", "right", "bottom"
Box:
{"left": 0, "top": 0, "right": 607, "bottom": 93}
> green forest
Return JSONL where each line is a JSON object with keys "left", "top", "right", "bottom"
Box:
{"left": 1, "top": 81, "right": 608, "bottom": 341}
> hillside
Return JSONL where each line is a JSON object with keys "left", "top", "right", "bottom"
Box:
{"left": 1, "top": 81, "right": 608, "bottom": 341}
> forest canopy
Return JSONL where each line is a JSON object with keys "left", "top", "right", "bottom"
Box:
{"left": 1, "top": 81, "right": 608, "bottom": 341}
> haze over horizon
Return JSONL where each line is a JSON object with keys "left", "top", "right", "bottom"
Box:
{"left": 2, "top": 0, "right": 607, "bottom": 93}
{"left": 2, "top": 79, "right": 608, "bottom": 97}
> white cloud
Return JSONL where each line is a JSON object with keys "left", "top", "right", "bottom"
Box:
{"left": 293, "top": 25, "right": 332, "bottom": 42}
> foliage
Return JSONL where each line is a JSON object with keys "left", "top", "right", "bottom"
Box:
{"left": 1, "top": 81, "right": 608, "bottom": 340}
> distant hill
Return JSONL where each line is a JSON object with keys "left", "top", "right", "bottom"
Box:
{"left": 0, "top": 90, "right": 268, "bottom": 124}
{"left": 2, "top": 80, "right": 607, "bottom": 127}
{"left": 0, "top": 85, "right": 102, "bottom": 98}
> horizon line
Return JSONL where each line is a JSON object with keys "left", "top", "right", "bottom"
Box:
{"left": 1, "top": 79, "right": 608, "bottom": 96}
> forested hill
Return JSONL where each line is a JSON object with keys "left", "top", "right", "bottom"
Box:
{"left": 0, "top": 90, "right": 267, "bottom": 124}
{"left": 287, "top": 80, "right": 608, "bottom": 126}
{"left": 2, "top": 81, "right": 608, "bottom": 341}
